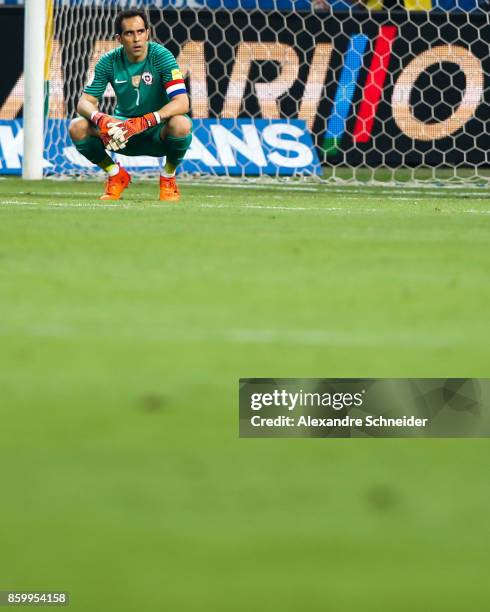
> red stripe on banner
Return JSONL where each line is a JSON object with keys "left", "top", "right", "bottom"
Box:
{"left": 353, "top": 25, "right": 397, "bottom": 143}
{"left": 165, "top": 79, "right": 185, "bottom": 89}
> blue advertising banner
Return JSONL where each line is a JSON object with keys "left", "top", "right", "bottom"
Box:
{"left": 0, "top": 0, "right": 313, "bottom": 9}
{"left": 0, "top": 0, "right": 487, "bottom": 10}
{"left": 0, "top": 119, "right": 321, "bottom": 176}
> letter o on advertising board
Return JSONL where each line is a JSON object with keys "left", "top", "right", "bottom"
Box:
{"left": 392, "top": 45, "right": 484, "bottom": 141}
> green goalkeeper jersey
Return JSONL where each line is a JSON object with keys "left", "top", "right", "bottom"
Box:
{"left": 84, "top": 41, "right": 187, "bottom": 118}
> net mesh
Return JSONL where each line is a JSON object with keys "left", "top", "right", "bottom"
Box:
{"left": 36, "top": 2, "right": 490, "bottom": 184}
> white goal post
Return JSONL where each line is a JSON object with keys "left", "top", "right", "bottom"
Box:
{"left": 19, "top": 0, "right": 490, "bottom": 185}
{"left": 23, "top": 0, "right": 45, "bottom": 180}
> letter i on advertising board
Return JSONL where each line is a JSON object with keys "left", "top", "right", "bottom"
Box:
{"left": 322, "top": 26, "right": 397, "bottom": 156}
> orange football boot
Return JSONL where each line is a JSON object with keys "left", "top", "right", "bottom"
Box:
{"left": 100, "top": 164, "right": 131, "bottom": 201}
{"left": 159, "top": 176, "right": 180, "bottom": 202}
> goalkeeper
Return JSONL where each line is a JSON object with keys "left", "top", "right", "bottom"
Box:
{"left": 69, "top": 9, "right": 192, "bottom": 201}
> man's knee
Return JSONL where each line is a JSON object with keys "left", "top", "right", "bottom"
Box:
{"left": 163, "top": 116, "right": 192, "bottom": 138}
{"left": 69, "top": 118, "right": 95, "bottom": 142}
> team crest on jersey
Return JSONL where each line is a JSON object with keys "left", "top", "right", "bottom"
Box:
{"left": 132, "top": 75, "right": 141, "bottom": 88}
{"left": 142, "top": 71, "right": 153, "bottom": 86}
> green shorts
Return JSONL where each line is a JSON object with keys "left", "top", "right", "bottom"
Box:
{"left": 112, "top": 114, "right": 192, "bottom": 158}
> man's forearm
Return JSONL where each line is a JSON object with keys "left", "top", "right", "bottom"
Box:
{"left": 156, "top": 96, "right": 190, "bottom": 121}
{"left": 77, "top": 98, "right": 100, "bottom": 121}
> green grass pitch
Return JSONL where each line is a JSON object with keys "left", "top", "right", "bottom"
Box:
{"left": 1, "top": 177, "right": 490, "bottom": 611}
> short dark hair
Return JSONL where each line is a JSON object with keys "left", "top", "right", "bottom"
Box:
{"left": 115, "top": 9, "right": 149, "bottom": 36}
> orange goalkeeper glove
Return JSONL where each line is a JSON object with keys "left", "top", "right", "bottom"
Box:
{"left": 91, "top": 111, "right": 123, "bottom": 149}
{"left": 111, "top": 112, "right": 161, "bottom": 146}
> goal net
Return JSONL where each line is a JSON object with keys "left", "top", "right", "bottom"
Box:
{"left": 28, "top": 1, "right": 490, "bottom": 184}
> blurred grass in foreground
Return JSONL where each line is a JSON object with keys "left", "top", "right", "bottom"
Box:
{"left": 0, "top": 178, "right": 489, "bottom": 611}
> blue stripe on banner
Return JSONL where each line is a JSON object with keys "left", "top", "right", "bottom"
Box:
{"left": 168, "top": 88, "right": 187, "bottom": 98}
{"left": 325, "top": 34, "right": 369, "bottom": 140}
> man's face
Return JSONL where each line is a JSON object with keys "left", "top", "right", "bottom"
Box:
{"left": 117, "top": 16, "right": 149, "bottom": 61}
